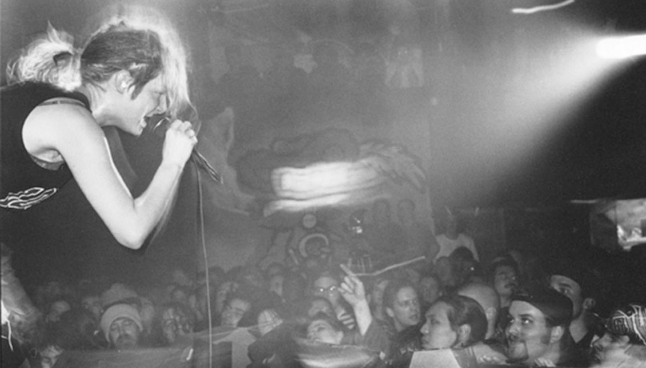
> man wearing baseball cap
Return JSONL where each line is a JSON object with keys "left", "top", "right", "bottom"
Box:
{"left": 505, "top": 285, "right": 589, "bottom": 366}
{"left": 549, "top": 260, "right": 603, "bottom": 350}
{"left": 100, "top": 303, "right": 144, "bottom": 350}
{"left": 591, "top": 303, "right": 646, "bottom": 368}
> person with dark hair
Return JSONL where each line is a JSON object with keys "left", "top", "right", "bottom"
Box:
{"left": 302, "top": 264, "right": 390, "bottom": 365}
{"left": 155, "top": 302, "right": 196, "bottom": 346}
{"left": 418, "top": 273, "right": 442, "bottom": 312}
{"left": 489, "top": 255, "right": 520, "bottom": 336}
{"left": 56, "top": 307, "right": 106, "bottom": 350}
{"left": 300, "top": 296, "right": 336, "bottom": 320}
{"left": 247, "top": 306, "right": 302, "bottom": 368}
{"left": 383, "top": 278, "right": 422, "bottom": 334}
{"left": 220, "top": 291, "right": 255, "bottom": 329}
{"left": 309, "top": 266, "right": 357, "bottom": 331}
{"left": 1, "top": 8, "right": 196, "bottom": 249}
{"left": 549, "top": 261, "right": 604, "bottom": 350}
{"left": 505, "top": 286, "right": 589, "bottom": 366}
{"left": 381, "top": 277, "right": 422, "bottom": 367}
{"left": 420, "top": 294, "right": 488, "bottom": 350}
{"left": 591, "top": 303, "right": 646, "bottom": 368}
{"left": 281, "top": 271, "right": 307, "bottom": 314}
{"left": 449, "top": 246, "right": 481, "bottom": 286}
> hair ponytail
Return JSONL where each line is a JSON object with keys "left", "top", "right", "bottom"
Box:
{"left": 6, "top": 23, "right": 81, "bottom": 91}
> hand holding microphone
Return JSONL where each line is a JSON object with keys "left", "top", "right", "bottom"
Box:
{"left": 161, "top": 118, "right": 198, "bottom": 167}
{"left": 152, "top": 115, "right": 222, "bottom": 184}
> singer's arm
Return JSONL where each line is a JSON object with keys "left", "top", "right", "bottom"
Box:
{"left": 23, "top": 104, "right": 196, "bottom": 249}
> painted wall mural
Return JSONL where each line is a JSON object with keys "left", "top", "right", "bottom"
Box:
{"left": 195, "top": 111, "right": 432, "bottom": 272}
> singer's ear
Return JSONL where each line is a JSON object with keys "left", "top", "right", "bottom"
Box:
{"left": 113, "top": 71, "right": 134, "bottom": 95}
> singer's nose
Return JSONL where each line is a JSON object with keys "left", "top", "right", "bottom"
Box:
{"left": 151, "top": 94, "right": 169, "bottom": 115}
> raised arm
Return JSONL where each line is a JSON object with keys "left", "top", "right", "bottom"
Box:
{"left": 23, "top": 103, "right": 196, "bottom": 249}
{"left": 338, "top": 264, "right": 373, "bottom": 336}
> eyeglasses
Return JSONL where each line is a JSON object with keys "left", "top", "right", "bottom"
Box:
{"left": 313, "top": 285, "right": 338, "bottom": 294}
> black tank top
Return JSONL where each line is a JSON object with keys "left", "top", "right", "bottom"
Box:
{"left": 1, "top": 82, "right": 90, "bottom": 210}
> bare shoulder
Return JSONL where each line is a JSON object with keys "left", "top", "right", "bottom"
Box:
{"left": 24, "top": 100, "right": 101, "bottom": 146}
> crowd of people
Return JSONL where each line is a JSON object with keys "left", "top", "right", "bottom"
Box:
{"left": 1, "top": 4, "right": 644, "bottom": 368}
{"left": 3, "top": 232, "right": 645, "bottom": 368}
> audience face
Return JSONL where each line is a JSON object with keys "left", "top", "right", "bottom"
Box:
{"left": 283, "top": 275, "right": 306, "bottom": 305}
{"left": 161, "top": 306, "right": 194, "bottom": 344}
{"left": 215, "top": 281, "right": 236, "bottom": 314}
{"left": 505, "top": 301, "right": 555, "bottom": 364}
{"left": 108, "top": 317, "right": 141, "bottom": 350}
{"left": 46, "top": 300, "right": 71, "bottom": 323}
{"left": 420, "top": 301, "right": 458, "bottom": 350}
{"left": 493, "top": 265, "right": 518, "bottom": 299}
{"left": 39, "top": 345, "right": 63, "bottom": 368}
{"left": 371, "top": 278, "right": 389, "bottom": 308}
{"left": 307, "top": 318, "right": 344, "bottom": 345}
{"left": 171, "top": 268, "right": 193, "bottom": 288}
{"left": 436, "top": 257, "right": 457, "bottom": 289}
{"left": 549, "top": 275, "right": 584, "bottom": 319}
{"left": 269, "top": 274, "right": 285, "bottom": 297}
{"left": 312, "top": 276, "right": 341, "bottom": 308}
{"left": 257, "top": 309, "right": 282, "bottom": 336}
{"left": 170, "top": 287, "right": 190, "bottom": 306}
{"left": 591, "top": 332, "right": 632, "bottom": 366}
{"left": 386, "top": 286, "right": 421, "bottom": 331}
{"left": 195, "top": 284, "right": 211, "bottom": 321}
{"left": 419, "top": 276, "right": 441, "bottom": 306}
{"left": 221, "top": 297, "right": 251, "bottom": 328}
{"left": 308, "top": 298, "right": 335, "bottom": 318}
{"left": 81, "top": 295, "right": 103, "bottom": 321}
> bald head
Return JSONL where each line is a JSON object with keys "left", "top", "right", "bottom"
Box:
{"left": 458, "top": 282, "right": 500, "bottom": 339}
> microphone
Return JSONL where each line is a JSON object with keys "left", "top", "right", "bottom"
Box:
{"left": 149, "top": 114, "right": 222, "bottom": 184}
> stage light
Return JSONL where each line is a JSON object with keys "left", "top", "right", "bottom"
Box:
{"left": 596, "top": 34, "right": 646, "bottom": 59}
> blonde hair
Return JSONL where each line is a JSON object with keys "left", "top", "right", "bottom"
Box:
{"left": 6, "top": 23, "right": 81, "bottom": 91}
{"left": 6, "top": 7, "right": 193, "bottom": 119}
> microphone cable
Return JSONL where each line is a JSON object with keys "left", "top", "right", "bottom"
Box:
{"left": 194, "top": 159, "right": 214, "bottom": 368}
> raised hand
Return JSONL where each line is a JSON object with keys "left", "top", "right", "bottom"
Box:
{"left": 339, "top": 264, "right": 367, "bottom": 308}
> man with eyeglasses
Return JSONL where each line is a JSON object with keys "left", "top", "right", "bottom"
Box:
{"left": 311, "top": 268, "right": 356, "bottom": 330}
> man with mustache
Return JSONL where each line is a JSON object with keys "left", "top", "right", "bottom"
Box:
{"left": 505, "top": 286, "right": 589, "bottom": 366}
{"left": 100, "top": 304, "right": 144, "bottom": 350}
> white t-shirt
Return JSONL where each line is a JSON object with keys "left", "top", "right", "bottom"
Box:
{"left": 433, "top": 233, "right": 479, "bottom": 262}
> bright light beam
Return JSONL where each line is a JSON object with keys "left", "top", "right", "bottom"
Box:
{"left": 597, "top": 34, "right": 646, "bottom": 59}
{"left": 512, "top": 0, "right": 576, "bottom": 14}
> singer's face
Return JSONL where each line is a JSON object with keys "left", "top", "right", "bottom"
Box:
{"left": 119, "top": 76, "right": 167, "bottom": 136}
